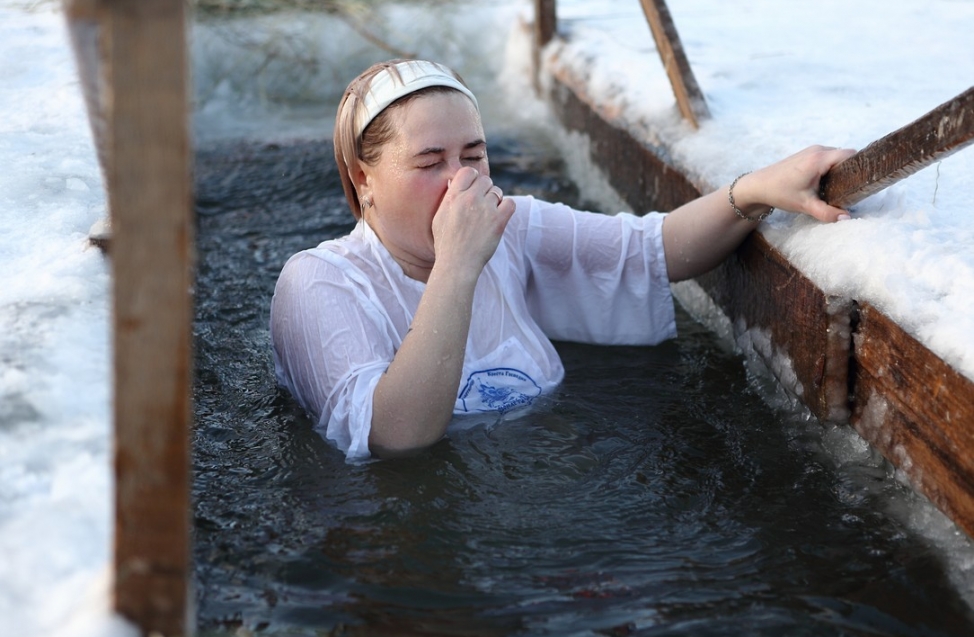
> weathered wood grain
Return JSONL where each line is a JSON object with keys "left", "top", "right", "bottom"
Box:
{"left": 77, "top": 0, "right": 195, "bottom": 634}
{"left": 547, "top": 67, "right": 703, "bottom": 213}
{"left": 821, "top": 86, "right": 974, "bottom": 208}
{"left": 696, "top": 233, "right": 853, "bottom": 424}
{"left": 852, "top": 303, "right": 974, "bottom": 538}
{"left": 638, "top": 0, "right": 710, "bottom": 129}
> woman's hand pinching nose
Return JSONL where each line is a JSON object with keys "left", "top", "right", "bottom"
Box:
{"left": 448, "top": 166, "right": 481, "bottom": 194}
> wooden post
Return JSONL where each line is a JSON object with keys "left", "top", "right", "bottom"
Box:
{"left": 639, "top": 0, "right": 710, "bottom": 129}
{"left": 65, "top": 0, "right": 195, "bottom": 634}
{"left": 821, "top": 86, "right": 974, "bottom": 208}
{"left": 533, "top": 0, "right": 556, "bottom": 93}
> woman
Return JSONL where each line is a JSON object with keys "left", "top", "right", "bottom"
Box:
{"left": 270, "top": 59, "right": 855, "bottom": 460}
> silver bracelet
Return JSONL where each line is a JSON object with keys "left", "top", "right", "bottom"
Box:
{"left": 729, "top": 172, "right": 774, "bottom": 222}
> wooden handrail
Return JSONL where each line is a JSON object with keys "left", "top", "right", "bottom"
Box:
{"left": 821, "top": 86, "right": 974, "bottom": 208}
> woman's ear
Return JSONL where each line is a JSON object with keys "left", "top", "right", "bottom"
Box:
{"left": 352, "top": 164, "right": 371, "bottom": 207}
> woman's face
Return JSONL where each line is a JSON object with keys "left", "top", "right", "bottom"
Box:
{"left": 356, "top": 90, "right": 488, "bottom": 277}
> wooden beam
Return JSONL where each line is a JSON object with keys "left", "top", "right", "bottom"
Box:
{"left": 94, "top": 0, "right": 194, "bottom": 634}
{"left": 639, "top": 0, "right": 710, "bottom": 129}
{"left": 852, "top": 303, "right": 974, "bottom": 538}
{"left": 821, "top": 86, "right": 974, "bottom": 208}
{"left": 534, "top": 0, "right": 556, "bottom": 46}
{"left": 532, "top": 0, "right": 557, "bottom": 94}
{"left": 696, "top": 233, "right": 853, "bottom": 425}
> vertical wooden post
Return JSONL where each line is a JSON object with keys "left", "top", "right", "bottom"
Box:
{"left": 533, "top": 0, "right": 556, "bottom": 93}
{"left": 99, "top": 0, "right": 194, "bottom": 634}
{"left": 639, "top": 0, "right": 710, "bottom": 128}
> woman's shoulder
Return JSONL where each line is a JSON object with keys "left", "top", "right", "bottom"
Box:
{"left": 278, "top": 224, "right": 379, "bottom": 288}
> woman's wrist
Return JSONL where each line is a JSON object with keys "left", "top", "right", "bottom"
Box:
{"left": 430, "top": 252, "right": 486, "bottom": 290}
{"left": 728, "top": 172, "right": 774, "bottom": 222}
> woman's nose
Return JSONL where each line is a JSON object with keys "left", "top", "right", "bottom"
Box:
{"left": 446, "top": 156, "right": 464, "bottom": 173}
{"left": 443, "top": 161, "right": 474, "bottom": 192}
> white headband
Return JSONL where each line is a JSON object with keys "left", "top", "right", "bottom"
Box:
{"left": 354, "top": 60, "right": 479, "bottom": 137}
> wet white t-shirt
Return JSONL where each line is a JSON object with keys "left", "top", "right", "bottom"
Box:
{"left": 270, "top": 196, "right": 676, "bottom": 460}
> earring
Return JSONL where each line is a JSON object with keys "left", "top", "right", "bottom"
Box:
{"left": 362, "top": 197, "right": 374, "bottom": 209}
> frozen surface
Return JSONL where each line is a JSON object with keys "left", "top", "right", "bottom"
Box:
{"left": 3, "top": 1, "right": 974, "bottom": 635}
{"left": 0, "top": 5, "right": 129, "bottom": 637}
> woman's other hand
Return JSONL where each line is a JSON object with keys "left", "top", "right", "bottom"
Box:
{"left": 733, "top": 145, "right": 858, "bottom": 223}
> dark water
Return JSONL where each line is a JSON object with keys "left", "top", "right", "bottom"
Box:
{"left": 192, "top": 137, "right": 974, "bottom": 636}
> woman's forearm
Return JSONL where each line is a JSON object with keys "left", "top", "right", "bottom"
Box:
{"left": 368, "top": 263, "right": 478, "bottom": 457}
{"left": 661, "top": 146, "right": 857, "bottom": 282}
{"left": 661, "top": 186, "right": 758, "bottom": 282}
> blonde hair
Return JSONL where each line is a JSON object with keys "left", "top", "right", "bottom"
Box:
{"left": 334, "top": 59, "right": 475, "bottom": 220}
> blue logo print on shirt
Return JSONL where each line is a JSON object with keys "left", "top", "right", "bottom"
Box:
{"left": 459, "top": 368, "right": 542, "bottom": 414}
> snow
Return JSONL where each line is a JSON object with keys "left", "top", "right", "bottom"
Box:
{"left": 0, "top": 4, "right": 126, "bottom": 637}
{"left": 2, "top": 0, "right": 973, "bottom": 635}
{"left": 543, "top": 0, "right": 974, "bottom": 378}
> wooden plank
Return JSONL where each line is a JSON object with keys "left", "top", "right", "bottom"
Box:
{"left": 534, "top": 0, "right": 556, "bottom": 46}
{"left": 821, "top": 86, "right": 974, "bottom": 208}
{"left": 532, "top": 0, "right": 557, "bottom": 93}
{"left": 99, "top": 0, "right": 195, "bottom": 634}
{"left": 852, "top": 303, "right": 974, "bottom": 538}
{"left": 696, "top": 233, "right": 853, "bottom": 425}
{"left": 547, "top": 67, "right": 703, "bottom": 213}
{"left": 638, "top": 0, "right": 710, "bottom": 129}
